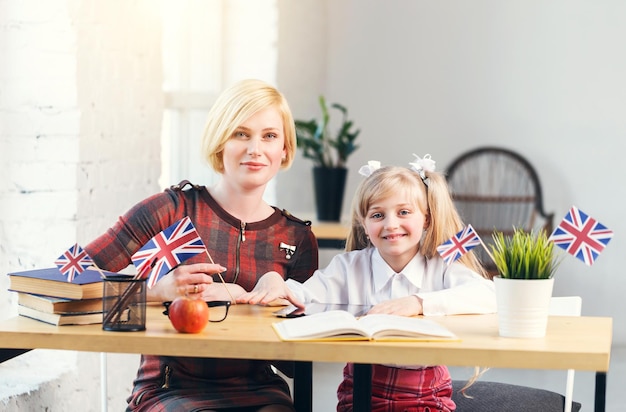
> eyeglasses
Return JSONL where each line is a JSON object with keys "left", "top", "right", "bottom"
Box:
{"left": 162, "top": 300, "right": 232, "bottom": 323}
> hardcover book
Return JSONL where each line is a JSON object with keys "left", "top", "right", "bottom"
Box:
{"left": 17, "top": 305, "right": 103, "bottom": 326}
{"left": 16, "top": 292, "right": 103, "bottom": 314}
{"left": 272, "top": 310, "right": 458, "bottom": 342}
{"left": 7, "top": 268, "right": 111, "bottom": 300}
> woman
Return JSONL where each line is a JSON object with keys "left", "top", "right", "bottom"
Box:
{"left": 86, "top": 79, "right": 319, "bottom": 412}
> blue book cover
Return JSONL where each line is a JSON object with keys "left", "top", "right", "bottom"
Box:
{"left": 7, "top": 267, "right": 115, "bottom": 300}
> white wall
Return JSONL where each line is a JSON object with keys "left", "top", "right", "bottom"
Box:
{"left": 279, "top": 0, "right": 626, "bottom": 344}
{"left": 0, "top": 0, "right": 162, "bottom": 409}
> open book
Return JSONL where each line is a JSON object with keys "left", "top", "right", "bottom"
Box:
{"left": 272, "top": 310, "right": 458, "bottom": 342}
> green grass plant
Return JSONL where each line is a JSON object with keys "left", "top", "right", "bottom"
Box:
{"left": 490, "top": 228, "right": 561, "bottom": 279}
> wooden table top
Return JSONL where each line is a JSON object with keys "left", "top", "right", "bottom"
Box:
{"left": 310, "top": 222, "right": 350, "bottom": 241}
{"left": 0, "top": 304, "right": 612, "bottom": 372}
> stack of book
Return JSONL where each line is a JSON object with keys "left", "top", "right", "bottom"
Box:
{"left": 7, "top": 267, "right": 111, "bottom": 326}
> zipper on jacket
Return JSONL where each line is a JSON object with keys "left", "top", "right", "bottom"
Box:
{"left": 135, "top": 363, "right": 172, "bottom": 406}
{"left": 232, "top": 222, "right": 245, "bottom": 284}
{"left": 135, "top": 390, "right": 146, "bottom": 406}
{"left": 161, "top": 365, "right": 171, "bottom": 389}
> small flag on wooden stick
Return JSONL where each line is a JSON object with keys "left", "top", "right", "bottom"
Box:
{"left": 437, "top": 225, "right": 482, "bottom": 265}
{"left": 55, "top": 243, "right": 97, "bottom": 282}
{"left": 549, "top": 206, "right": 613, "bottom": 266}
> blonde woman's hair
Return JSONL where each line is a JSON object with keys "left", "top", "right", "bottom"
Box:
{"left": 345, "top": 166, "right": 487, "bottom": 278}
{"left": 201, "top": 79, "right": 297, "bottom": 173}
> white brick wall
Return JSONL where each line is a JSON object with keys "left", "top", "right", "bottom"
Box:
{"left": 0, "top": 0, "right": 163, "bottom": 410}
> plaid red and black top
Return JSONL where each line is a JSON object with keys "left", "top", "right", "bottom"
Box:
{"left": 86, "top": 182, "right": 319, "bottom": 411}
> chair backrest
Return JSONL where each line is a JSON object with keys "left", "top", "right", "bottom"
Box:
{"left": 446, "top": 147, "right": 554, "bottom": 274}
{"left": 549, "top": 296, "right": 582, "bottom": 317}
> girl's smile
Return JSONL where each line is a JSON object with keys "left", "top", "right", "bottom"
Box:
{"left": 382, "top": 233, "right": 407, "bottom": 241}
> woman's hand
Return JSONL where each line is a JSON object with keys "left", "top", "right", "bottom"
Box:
{"left": 367, "top": 295, "right": 423, "bottom": 316}
{"left": 236, "top": 271, "right": 304, "bottom": 308}
{"left": 202, "top": 280, "right": 247, "bottom": 302}
{"left": 147, "top": 263, "right": 225, "bottom": 302}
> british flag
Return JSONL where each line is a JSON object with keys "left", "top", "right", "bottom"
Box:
{"left": 549, "top": 206, "right": 613, "bottom": 266}
{"left": 55, "top": 243, "right": 94, "bottom": 282}
{"left": 132, "top": 216, "right": 207, "bottom": 288}
{"left": 437, "top": 224, "right": 482, "bottom": 265}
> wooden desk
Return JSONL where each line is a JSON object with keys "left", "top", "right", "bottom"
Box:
{"left": 310, "top": 222, "right": 349, "bottom": 249}
{"left": 0, "top": 305, "right": 612, "bottom": 412}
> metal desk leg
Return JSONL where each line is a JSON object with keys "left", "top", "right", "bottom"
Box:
{"left": 0, "top": 348, "right": 30, "bottom": 363}
{"left": 595, "top": 371, "right": 606, "bottom": 412}
{"left": 294, "top": 361, "right": 312, "bottom": 412}
{"left": 353, "top": 363, "right": 372, "bottom": 412}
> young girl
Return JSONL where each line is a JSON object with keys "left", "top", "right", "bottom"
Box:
{"left": 239, "top": 154, "right": 496, "bottom": 411}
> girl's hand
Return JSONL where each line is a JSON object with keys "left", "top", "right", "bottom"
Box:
{"left": 148, "top": 263, "right": 225, "bottom": 302}
{"left": 367, "top": 295, "right": 423, "bottom": 316}
{"left": 236, "top": 271, "right": 304, "bottom": 308}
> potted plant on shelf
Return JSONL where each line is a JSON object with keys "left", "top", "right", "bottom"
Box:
{"left": 295, "top": 95, "right": 360, "bottom": 222}
{"left": 489, "top": 227, "right": 563, "bottom": 338}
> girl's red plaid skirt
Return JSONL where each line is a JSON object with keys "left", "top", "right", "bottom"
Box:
{"left": 337, "top": 363, "right": 455, "bottom": 412}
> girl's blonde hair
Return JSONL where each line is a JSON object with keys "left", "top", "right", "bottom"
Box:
{"left": 345, "top": 165, "right": 487, "bottom": 278}
{"left": 201, "top": 79, "right": 297, "bottom": 173}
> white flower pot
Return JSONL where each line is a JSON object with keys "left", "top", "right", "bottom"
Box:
{"left": 494, "top": 277, "right": 555, "bottom": 338}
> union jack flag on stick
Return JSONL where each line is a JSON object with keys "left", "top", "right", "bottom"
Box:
{"left": 437, "top": 224, "right": 483, "bottom": 265}
{"left": 55, "top": 243, "right": 95, "bottom": 282}
{"left": 132, "top": 216, "right": 207, "bottom": 288}
{"left": 549, "top": 206, "right": 613, "bottom": 266}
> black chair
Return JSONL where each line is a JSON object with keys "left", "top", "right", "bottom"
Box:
{"left": 451, "top": 380, "right": 582, "bottom": 412}
{"left": 445, "top": 146, "right": 554, "bottom": 277}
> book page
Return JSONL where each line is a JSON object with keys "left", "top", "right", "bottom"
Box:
{"left": 273, "top": 310, "right": 371, "bottom": 340}
{"left": 357, "top": 314, "right": 457, "bottom": 340}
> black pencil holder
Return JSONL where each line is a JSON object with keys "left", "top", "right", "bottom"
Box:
{"left": 102, "top": 275, "right": 147, "bottom": 331}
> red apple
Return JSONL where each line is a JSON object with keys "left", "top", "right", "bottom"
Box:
{"left": 167, "top": 296, "right": 209, "bottom": 333}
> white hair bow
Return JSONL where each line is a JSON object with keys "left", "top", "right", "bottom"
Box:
{"left": 409, "top": 153, "right": 436, "bottom": 186}
{"left": 358, "top": 160, "right": 382, "bottom": 177}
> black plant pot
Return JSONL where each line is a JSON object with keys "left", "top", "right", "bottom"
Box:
{"left": 312, "top": 167, "right": 347, "bottom": 222}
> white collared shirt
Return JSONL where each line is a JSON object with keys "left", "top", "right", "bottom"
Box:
{"left": 286, "top": 247, "right": 496, "bottom": 316}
